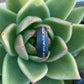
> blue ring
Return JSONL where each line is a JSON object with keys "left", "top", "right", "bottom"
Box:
{"left": 36, "top": 27, "right": 48, "bottom": 57}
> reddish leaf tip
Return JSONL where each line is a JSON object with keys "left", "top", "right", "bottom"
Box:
{"left": 44, "top": 57, "right": 48, "bottom": 60}
{"left": 32, "top": 81, "right": 35, "bottom": 84}
{"left": 70, "top": 23, "right": 73, "bottom": 26}
{"left": 2, "top": 32, "right": 5, "bottom": 36}
{"left": 29, "top": 19, "right": 33, "bottom": 22}
{"left": 65, "top": 48, "right": 68, "bottom": 51}
{"left": 32, "top": 47, "right": 35, "bottom": 50}
{"left": 48, "top": 39, "right": 50, "bottom": 43}
{"left": 21, "top": 45, "right": 24, "bottom": 48}
{"left": 47, "top": 26, "right": 50, "bottom": 30}
{"left": 79, "top": 77, "right": 81, "bottom": 80}
{"left": 30, "top": 33, "right": 34, "bottom": 36}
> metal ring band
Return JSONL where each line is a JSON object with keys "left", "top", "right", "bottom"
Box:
{"left": 36, "top": 27, "right": 48, "bottom": 57}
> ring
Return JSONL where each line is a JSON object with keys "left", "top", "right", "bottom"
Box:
{"left": 36, "top": 27, "right": 48, "bottom": 57}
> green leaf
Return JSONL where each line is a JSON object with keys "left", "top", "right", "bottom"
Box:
{"left": 6, "top": 0, "right": 29, "bottom": 13}
{"left": 64, "top": 80, "right": 73, "bottom": 84}
{"left": 1, "top": 24, "right": 17, "bottom": 56}
{"left": 23, "top": 29, "right": 35, "bottom": 43}
{"left": 67, "top": 24, "right": 84, "bottom": 53}
{"left": 15, "top": 35, "right": 29, "bottom": 60}
{"left": 75, "top": 49, "right": 84, "bottom": 70}
{"left": 17, "top": 0, "right": 50, "bottom": 23}
{"left": 0, "top": 44, "right": 6, "bottom": 75}
{"left": 44, "top": 0, "right": 47, "bottom": 2}
{"left": 0, "top": 76, "right": 2, "bottom": 84}
{"left": 44, "top": 17, "right": 72, "bottom": 42}
{"left": 47, "top": 52, "right": 80, "bottom": 80}
{"left": 2, "top": 54, "right": 30, "bottom": 84}
{"left": 26, "top": 43, "right": 37, "bottom": 56}
{"left": 47, "top": 36, "right": 67, "bottom": 62}
{"left": 66, "top": 7, "right": 84, "bottom": 24}
{"left": 17, "top": 16, "right": 41, "bottom": 34}
{"left": 46, "top": 0, "right": 76, "bottom": 19}
{"left": 0, "top": 7, "right": 16, "bottom": 41}
{"left": 18, "top": 57, "right": 48, "bottom": 83}
{"left": 35, "top": 76, "right": 64, "bottom": 84}
{"left": 30, "top": 51, "right": 50, "bottom": 63}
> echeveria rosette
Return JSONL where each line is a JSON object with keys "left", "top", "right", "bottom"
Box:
{"left": 0, "top": 0, "right": 84, "bottom": 84}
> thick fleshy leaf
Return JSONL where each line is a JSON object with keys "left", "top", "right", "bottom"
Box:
{"left": 35, "top": 76, "right": 64, "bottom": 84}
{"left": 44, "top": 17, "right": 72, "bottom": 42}
{"left": 46, "top": 0, "right": 76, "bottom": 19}
{"left": 2, "top": 54, "right": 30, "bottom": 84}
{"left": 23, "top": 29, "right": 35, "bottom": 43}
{"left": 6, "top": 0, "right": 29, "bottom": 13}
{"left": 0, "top": 7, "right": 16, "bottom": 41}
{"left": 30, "top": 51, "right": 50, "bottom": 63}
{"left": 67, "top": 24, "right": 84, "bottom": 53}
{"left": 18, "top": 57, "right": 48, "bottom": 83}
{"left": 15, "top": 35, "right": 28, "bottom": 60}
{"left": 47, "top": 36, "right": 67, "bottom": 62}
{"left": 0, "top": 44, "right": 6, "bottom": 75}
{"left": 26, "top": 43, "right": 37, "bottom": 56}
{"left": 66, "top": 7, "right": 84, "bottom": 24}
{"left": 17, "top": 0, "right": 50, "bottom": 23}
{"left": 1, "top": 24, "right": 17, "bottom": 56}
{"left": 75, "top": 49, "right": 84, "bottom": 70}
{"left": 47, "top": 52, "right": 80, "bottom": 80}
{"left": 17, "top": 16, "right": 42, "bottom": 34}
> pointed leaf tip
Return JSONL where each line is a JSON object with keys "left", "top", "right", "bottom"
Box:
{"left": 15, "top": 35, "right": 29, "bottom": 60}
{"left": 1, "top": 24, "right": 17, "bottom": 56}
{"left": 18, "top": 57, "right": 48, "bottom": 83}
{"left": 46, "top": 0, "right": 76, "bottom": 19}
{"left": 47, "top": 36, "right": 68, "bottom": 62}
{"left": 47, "top": 52, "right": 80, "bottom": 80}
{"left": 44, "top": 17, "right": 72, "bottom": 42}
{"left": 0, "top": 7, "right": 16, "bottom": 41}
{"left": 17, "top": 0, "right": 50, "bottom": 23}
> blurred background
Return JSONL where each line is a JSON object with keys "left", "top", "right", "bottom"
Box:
{"left": 0, "top": 0, "right": 5, "bottom": 3}
{"left": 0, "top": 0, "right": 84, "bottom": 3}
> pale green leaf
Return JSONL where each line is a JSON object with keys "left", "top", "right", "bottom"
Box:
{"left": 6, "top": 0, "right": 29, "bottom": 13}
{"left": 17, "top": 0, "right": 50, "bottom": 23}
{"left": 0, "top": 7, "right": 16, "bottom": 41}
{"left": 46, "top": 0, "right": 76, "bottom": 19}
{"left": 75, "top": 49, "right": 84, "bottom": 70}
{"left": 1, "top": 24, "right": 17, "bottom": 56}
{"left": 44, "top": 17, "right": 72, "bottom": 42}
{"left": 18, "top": 57, "right": 48, "bottom": 83}
{"left": 0, "top": 44, "right": 6, "bottom": 75}
{"left": 15, "top": 35, "right": 29, "bottom": 60}
{"left": 67, "top": 24, "right": 84, "bottom": 53}
{"left": 2, "top": 54, "right": 30, "bottom": 84}
{"left": 66, "top": 7, "right": 84, "bottom": 24}
{"left": 47, "top": 52, "right": 80, "bottom": 80}
{"left": 35, "top": 76, "right": 64, "bottom": 84}
{"left": 47, "top": 36, "right": 67, "bottom": 62}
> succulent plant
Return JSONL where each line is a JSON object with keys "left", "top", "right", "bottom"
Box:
{"left": 0, "top": 0, "right": 84, "bottom": 84}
